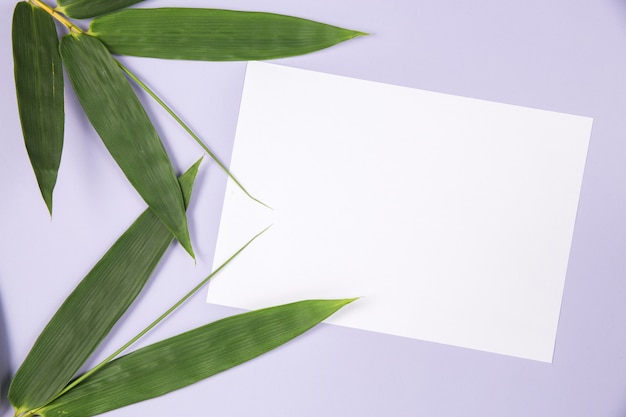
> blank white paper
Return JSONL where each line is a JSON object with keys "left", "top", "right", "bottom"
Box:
{"left": 209, "top": 62, "right": 593, "bottom": 362}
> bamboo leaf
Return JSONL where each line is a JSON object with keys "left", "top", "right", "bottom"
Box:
{"left": 8, "top": 160, "right": 202, "bottom": 414}
{"left": 12, "top": 1, "right": 64, "bottom": 214}
{"left": 56, "top": 0, "right": 145, "bottom": 19}
{"left": 59, "top": 32, "right": 194, "bottom": 258}
{"left": 117, "top": 60, "right": 270, "bottom": 208}
{"left": 39, "top": 299, "right": 355, "bottom": 417}
{"left": 89, "top": 8, "right": 366, "bottom": 61}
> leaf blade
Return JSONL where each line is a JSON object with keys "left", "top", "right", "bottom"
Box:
{"left": 59, "top": 33, "right": 194, "bottom": 257}
{"left": 12, "top": 1, "right": 64, "bottom": 214}
{"left": 39, "top": 299, "right": 354, "bottom": 417}
{"left": 56, "top": 0, "right": 145, "bottom": 19}
{"left": 90, "top": 8, "right": 366, "bottom": 61}
{"left": 8, "top": 160, "right": 202, "bottom": 413}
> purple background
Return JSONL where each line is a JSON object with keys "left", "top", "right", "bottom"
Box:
{"left": 2, "top": 0, "right": 626, "bottom": 416}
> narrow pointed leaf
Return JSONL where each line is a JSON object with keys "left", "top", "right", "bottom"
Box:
{"left": 89, "top": 8, "right": 366, "bottom": 61}
{"left": 60, "top": 33, "right": 194, "bottom": 258}
{"left": 8, "top": 160, "right": 202, "bottom": 414}
{"left": 12, "top": 1, "right": 64, "bottom": 214}
{"left": 117, "top": 61, "right": 270, "bottom": 208}
{"left": 40, "top": 299, "right": 355, "bottom": 417}
{"left": 56, "top": 0, "right": 145, "bottom": 19}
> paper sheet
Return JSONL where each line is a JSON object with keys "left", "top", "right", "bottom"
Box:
{"left": 208, "top": 62, "right": 593, "bottom": 362}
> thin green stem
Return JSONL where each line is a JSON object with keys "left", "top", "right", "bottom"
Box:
{"left": 29, "top": 0, "right": 82, "bottom": 34}
{"left": 38, "top": 226, "right": 270, "bottom": 409}
{"left": 115, "top": 59, "right": 271, "bottom": 209}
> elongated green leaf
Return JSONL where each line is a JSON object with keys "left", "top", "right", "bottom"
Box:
{"left": 39, "top": 299, "right": 354, "bottom": 417}
{"left": 89, "top": 8, "right": 366, "bottom": 61}
{"left": 117, "top": 60, "right": 270, "bottom": 208}
{"left": 8, "top": 160, "right": 202, "bottom": 414}
{"left": 12, "top": 1, "right": 64, "bottom": 214}
{"left": 56, "top": 0, "right": 144, "bottom": 19}
{"left": 59, "top": 33, "right": 194, "bottom": 258}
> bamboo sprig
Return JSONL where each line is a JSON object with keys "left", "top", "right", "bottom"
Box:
{"left": 27, "top": 227, "right": 269, "bottom": 417}
{"left": 9, "top": 1, "right": 363, "bottom": 415}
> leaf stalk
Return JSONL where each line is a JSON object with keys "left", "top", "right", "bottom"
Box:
{"left": 28, "top": 0, "right": 82, "bottom": 34}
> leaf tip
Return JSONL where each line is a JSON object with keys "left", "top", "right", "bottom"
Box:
{"left": 330, "top": 297, "right": 360, "bottom": 314}
{"left": 323, "top": 297, "right": 359, "bottom": 314}
{"left": 340, "top": 297, "right": 359, "bottom": 306}
{"left": 44, "top": 196, "right": 53, "bottom": 217}
{"left": 180, "top": 237, "right": 196, "bottom": 261}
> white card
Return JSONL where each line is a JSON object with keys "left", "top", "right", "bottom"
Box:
{"left": 209, "top": 62, "right": 592, "bottom": 362}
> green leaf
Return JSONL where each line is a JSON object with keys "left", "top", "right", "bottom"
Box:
{"left": 89, "top": 8, "right": 366, "bottom": 61}
{"left": 8, "top": 160, "right": 202, "bottom": 414}
{"left": 59, "top": 32, "right": 194, "bottom": 258}
{"left": 117, "top": 61, "right": 270, "bottom": 209}
{"left": 56, "top": 0, "right": 145, "bottom": 19}
{"left": 39, "top": 299, "right": 355, "bottom": 417}
{"left": 12, "top": 1, "right": 64, "bottom": 215}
